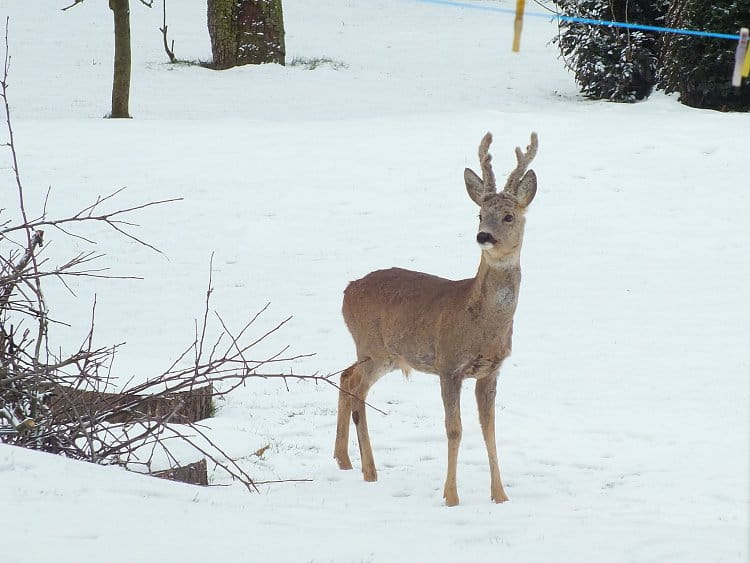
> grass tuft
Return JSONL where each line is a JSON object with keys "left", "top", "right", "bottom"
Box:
{"left": 289, "top": 56, "right": 348, "bottom": 70}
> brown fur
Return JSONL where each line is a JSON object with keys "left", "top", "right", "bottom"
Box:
{"left": 334, "top": 132, "right": 539, "bottom": 506}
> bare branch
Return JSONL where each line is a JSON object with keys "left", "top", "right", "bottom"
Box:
{"left": 160, "top": 0, "right": 177, "bottom": 63}
{"left": 61, "top": 0, "right": 86, "bottom": 10}
{"left": 1, "top": 190, "right": 183, "bottom": 254}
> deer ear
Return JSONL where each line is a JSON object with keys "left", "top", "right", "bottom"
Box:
{"left": 515, "top": 170, "right": 537, "bottom": 208}
{"left": 464, "top": 168, "right": 487, "bottom": 206}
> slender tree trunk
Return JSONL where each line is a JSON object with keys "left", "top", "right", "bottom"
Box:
{"left": 207, "top": 0, "right": 285, "bottom": 69}
{"left": 109, "top": 0, "right": 131, "bottom": 118}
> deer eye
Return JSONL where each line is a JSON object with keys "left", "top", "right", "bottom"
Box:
{"left": 503, "top": 214, "right": 514, "bottom": 223}
{"left": 478, "top": 213, "right": 483, "bottom": 221}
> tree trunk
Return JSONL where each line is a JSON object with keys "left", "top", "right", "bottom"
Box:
{"left": 46, "top": 384, "right": 214, "bottom": 425}
{"left": 152, "top": 459, "right": 209, "bottom": 486}
{"left": 207, "top": 0, "right": 238, "bottom": 70}
{"left": 207, "top": 0, "right": 285, "bottom": 69}
{"left": 109, "top": 0, "right": 131, "bottom": 118}
{"left": 236, "top": 0, "right": 285, "bottom": 66}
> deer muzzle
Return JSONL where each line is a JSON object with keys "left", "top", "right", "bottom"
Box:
{"left": 476, "top": 231, "right": 497, "bottom": 248}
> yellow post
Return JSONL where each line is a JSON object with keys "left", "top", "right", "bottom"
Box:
{"left": 732, "top": 27, "right": 748, "bottom": 86}
{"left": 513, "top": 0, "right": 526, "bottom": 52}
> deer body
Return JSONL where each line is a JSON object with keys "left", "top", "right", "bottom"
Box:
{"left": 342, "top": 262, "right": 518, "bottom": 380}
{"left": 334, "top": 132, "right": 538, "bottom": 506}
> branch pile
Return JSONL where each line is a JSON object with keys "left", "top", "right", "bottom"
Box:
{"left": 0, "top": 18, "right": 337, "bottom": 490}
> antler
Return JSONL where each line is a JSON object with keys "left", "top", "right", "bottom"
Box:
{"left": 478, "top": 132, "right": 496, "bottom": 194}
{"left": 502, "top": 132, "right": 538, "bottom": 194}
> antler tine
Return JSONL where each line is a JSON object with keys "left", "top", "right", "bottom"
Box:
{"left": 503, "top": 132, "right": 539, "bottom": 194}
{"left": 478, "top": 132, "right": 496, "bottom": 193}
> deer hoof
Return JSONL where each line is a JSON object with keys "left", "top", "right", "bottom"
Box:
{"left": 444, "top": 488, "right": 460, "bottom": 507}
{"left": 492, "top": 491, "right": 509, "bottom": 503}
{"left": 336, "top": 458, "right": 353, "bottom": 470}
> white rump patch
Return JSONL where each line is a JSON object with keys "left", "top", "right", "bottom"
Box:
{"left": 397, "top": 357, "right": 412, "bottom": 379}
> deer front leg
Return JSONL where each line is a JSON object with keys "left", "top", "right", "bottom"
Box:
{"left": 475, "top": 375, "right": 509, "bottom": 503}
{"left": 334, "top": 365, "right": 355, "bottom": 470}
{"left": 440, "top": 374, "right": 463, "bottom": 507}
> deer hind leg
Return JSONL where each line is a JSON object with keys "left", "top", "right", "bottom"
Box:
{"left": 334, "top": 364, "right": 356, "bottom": 470}
{"left": 334, "top": 358, "right": 384, "bottom": 481}
{"left": 440, "top": 374, "right": 463, "bottom": 507}
{"left": 475, "top": 375, "right": 509, "bottom": 503}
{"left": 345, "top": 357, "right": 389, "bottom": 482}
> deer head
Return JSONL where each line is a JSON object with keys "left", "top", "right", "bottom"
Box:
{"left": 464, "top": 132, "right": 538, "bottom": 265}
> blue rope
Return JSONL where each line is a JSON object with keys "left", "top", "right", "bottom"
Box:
{"left": 416, "top": 0, "right": 742, "bottom": 41}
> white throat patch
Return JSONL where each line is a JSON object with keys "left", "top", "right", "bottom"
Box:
{"left": 495, "top": 286, "right": 515, "bottom": 307}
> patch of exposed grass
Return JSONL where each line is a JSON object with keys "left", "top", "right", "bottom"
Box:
{"left": 289, "top": 56, "right": 348, "bottom": 70}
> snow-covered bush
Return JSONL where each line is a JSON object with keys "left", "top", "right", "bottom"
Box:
{"left": 553, "top": 0, "right": 667, "bottom": 102}
{"left": 658, "top": 0, "right": 750, "bottom": 111}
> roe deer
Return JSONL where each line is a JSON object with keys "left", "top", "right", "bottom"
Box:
{"left": 334, "top": 131, "right": 538, "bottom": 506}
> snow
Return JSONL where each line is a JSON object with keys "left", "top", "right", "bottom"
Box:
{"left": 1, "top": 0, "right": 749, "bottom": 561}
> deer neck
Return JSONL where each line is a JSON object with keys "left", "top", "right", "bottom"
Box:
{"left": 468, "top": 251, "right": 521, "bottom": 314}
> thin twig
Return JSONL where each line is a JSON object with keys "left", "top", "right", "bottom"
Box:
{"left": 60, "top": 0, "right": 85, "bottom": 11}
{"left": 160, "top": 0, "right": 177, "bottom": 63}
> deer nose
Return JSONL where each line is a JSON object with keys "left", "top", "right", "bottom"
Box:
{"left": 476, "top": 232, "right": 496, "bottom": 245}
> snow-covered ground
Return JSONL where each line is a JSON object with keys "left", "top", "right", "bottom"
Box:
{"left": 1, "top": 1, "right": 748, "bottom": 561}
